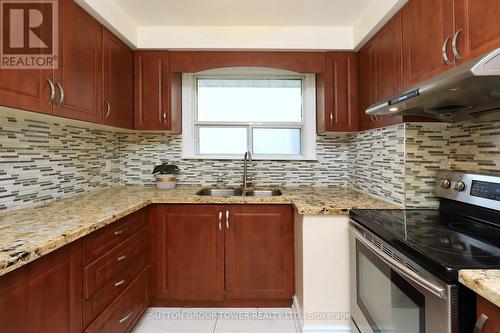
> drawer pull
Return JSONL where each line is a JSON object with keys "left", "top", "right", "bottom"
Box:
{"left": 473, "top": 314, "right": 489, "bottom": 333}
{"left": 118, "top": 309, "right": 134, "bottom": 324}
{"left": 117, "top": 255, "right": 127, "bottom": 262}
{"left": 114, "top": 279, "right": 126, "bottom": 287}
{"left": 114, "top": 227, "right": 128, "bottom": 236}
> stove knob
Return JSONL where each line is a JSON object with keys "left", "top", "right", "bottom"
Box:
{"left": 454, "top": 180, "right": 466, "bottom": 192}
{"left": 440, "top": 179, "right": 451, "bottom": 189}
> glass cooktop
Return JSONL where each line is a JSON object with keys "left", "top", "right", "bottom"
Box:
{"left": 350, "top": 204, "right": 500, "bottom": 282}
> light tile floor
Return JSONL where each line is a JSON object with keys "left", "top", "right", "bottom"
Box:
{"left": 132, "top": 307, "right": 298, "bottom": 333}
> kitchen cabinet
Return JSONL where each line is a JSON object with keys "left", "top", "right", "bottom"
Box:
{"left": 0, "top": 241, "right": 83, "bottom": 333}
{"left": 402, "top": 0, "right": 455, "bottom": 89}
{"left": 358, "top": 13, "right": 405, "bottom": 131}
{"left": 151, "top": 204, "right": 294, "bottom": 305}
{"left": 453, "top": 0, "right": 500, "bottom": 63}
{"left": 52, "top": 0, "right": 102, "bottom": 123}
{"left": 151, "top": 205, "right": 225, "bottom": 301}
{"left": 475, "top": 295, "right": 500, "bottom": 333}
{"left": 317, "top": 52, "right": 358, "bottom": 133}
{"left": 134, "top": 52, "right": 181, "bottom": 132}
{"left": 225, "top": 205, "right": 294, "bottom": 299}
{"left": 102, "top": 28, "right": 134, "bottom": 129}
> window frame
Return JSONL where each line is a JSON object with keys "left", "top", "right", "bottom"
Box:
{"left": 181, "top": 68, "right": 316, "bottom": 160}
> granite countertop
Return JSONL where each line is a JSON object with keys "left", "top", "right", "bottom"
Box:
{"left": 0, "top": 185, "right": 399, "bottom": 277}
{"left": 459, "top": 270, "right": 500, "bottom": 308}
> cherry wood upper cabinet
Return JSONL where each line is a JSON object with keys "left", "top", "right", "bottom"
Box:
{"left": 102, "top": 29, "right": 134, "bottom": 129}
{"left": 318, "top": 52, "right": 358, "bottom": 133}
{"left": 52, "top": 0, "right": 102, "bottom": 123}
{"left": 224, "top": 205, "right": 294, "bottom": 300}
{"left": 453, "top": 0, "right": 500, "bottom": 63}
{"left": 151, "top": 205, "right": 225, "bottom": 301}
{"left": 134, "top": 52, "right": 181, "bottom": 132}
{"left": 0, "top": 241, "right": 83, "bottom": 333}
{"left": 402, "top": 0, "right": 455, "bottom": 89}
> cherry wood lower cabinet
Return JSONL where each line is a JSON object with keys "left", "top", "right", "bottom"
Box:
{"left": 150, "top": 204, "right": 294, "bottom": 306}
{"left": 475, "top": 295, "right": 500, "bottom": 333}
{"left": 0, "top": 241, "right": 83, "bottom": 333}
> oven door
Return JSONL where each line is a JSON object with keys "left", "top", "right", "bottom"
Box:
{"left": 350, "top": 222, "right": 458, "bottom": 333}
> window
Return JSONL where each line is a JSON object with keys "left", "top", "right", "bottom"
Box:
{"left": 182, "top": 68, "right": 316, "bottom": 160}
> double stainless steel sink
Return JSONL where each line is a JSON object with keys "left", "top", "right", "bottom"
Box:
{"left": 196, "top": 188, "right": 283, "bottom": 197}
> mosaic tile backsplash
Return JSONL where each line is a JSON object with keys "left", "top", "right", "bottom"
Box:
{"left": 0, "top": 110, "right": 498, "bottom": 211}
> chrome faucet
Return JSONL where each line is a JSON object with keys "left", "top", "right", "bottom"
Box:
{"left": 242, "top": 151, "right": 253, "bottom": 190}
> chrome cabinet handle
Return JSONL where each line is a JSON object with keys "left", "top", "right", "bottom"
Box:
{"left": 218, "top": 212, "right": 222, "bottom": 231}
{"left": 163, "top": 112, "right": 167, "bottom": 124}
{"left": 118, "top": 309, "right": 134, "bottom": 324}
{"left": 114, "top": 279, "right": 125, "bottom": 287}
{"left": 55, "top": 82, "right": 64, "bottom": 105}
{"left": 104, "top": 99, "right": 111, "bottom": 119}
{"left": 442, "top": 36, "right": 453, "bottom": 65}
{"left": 225, "top": 210, "right": 230, "bottom": 229}
{"left": 117, "top": 255, "right": 126, "bottom": 262}
{"left": 329, "top": 112, "right": 333, "bottom": 126}
{"left": 452, "top": 28, "right": 463, "bottom": 60}
{"left": 46, "top": 79, "right": 55, "bottom": 104}
{"left": 473, "top": 314, "right": 488, "bottom": 333}
{"left": 114, "top": 227, "right": 128, "bottom": 236}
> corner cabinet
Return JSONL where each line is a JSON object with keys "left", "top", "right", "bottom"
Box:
{"left": 317, "top": 52, "right": 358, "bottom": 133}
{"left": 134, "top": 52, "right": 181, "bottom": 132}
{"left": 0, "top": 241, "right": 83, "bottom": 333}
{"left": 150, "top": 204, "right": 294, "bottom": 306}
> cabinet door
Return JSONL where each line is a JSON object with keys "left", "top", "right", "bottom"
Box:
{"left": 476, "top": 295, "right": 500, "bottom": 333}
{"left": 102, "top": 28, "right": 133, "bottom": 129}
{"left": 321, "top": 52, "right": 358, "bottom": 132}
{"left": 358, "top": 42, "right": 377, "bottom": 130}
{"left": 225, "top": 205, "right": 294, "bottom": 300}
{"left": 454, "top": 0, "right": 500, "bottom": 63}
{"left": 53, "top": 0, "right": 102, "bottom": 123}
{"left": 134, "top": 52, "right": 172, "bottom": 130}
{"left": 0, "top": 241, "right": 82, "bottom": 333}
{"left": 402, "top": 0, "right": 455, "bottom": 88}
{"left": 153, "top": 205, "right": 224, "bottom": 301}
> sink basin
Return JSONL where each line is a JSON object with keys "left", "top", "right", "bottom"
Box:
{"left": 243, "top": 189, "right": 283, "bottom": 197}
{"left": 196, "top": 188, "right": 283, "bottom": 197}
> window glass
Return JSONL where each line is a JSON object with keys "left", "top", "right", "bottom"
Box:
{"left": 252, "top": 128, "right": 301, "bottom": 155}
{"left": 198, "top": 127, "right": 247, "bottom": 155}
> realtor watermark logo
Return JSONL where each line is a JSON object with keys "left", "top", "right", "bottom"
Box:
{"left": 0, "top": 0, "right": 58, "bottom": 69}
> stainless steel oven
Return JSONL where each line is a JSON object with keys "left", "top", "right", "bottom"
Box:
{"left": 349, "top": 221, "right": 459, "bottom": 333}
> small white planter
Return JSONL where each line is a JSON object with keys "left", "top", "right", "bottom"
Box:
{"left": 155, "top": 174, "right": 177, "bottom": 189}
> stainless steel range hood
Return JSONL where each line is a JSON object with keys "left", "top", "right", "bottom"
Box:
{"left": 366, "top": 48, "right": 500, "bottom": 122}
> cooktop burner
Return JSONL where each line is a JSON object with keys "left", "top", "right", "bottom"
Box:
{"left": 406, "top": 226, "right": 500, "bottom": 257}
{"left": 449, "top": 222, "right": 500, "bottom": 237}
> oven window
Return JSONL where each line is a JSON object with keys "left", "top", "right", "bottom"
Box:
{"left": 356, "top": 241, "right": 425, "bottom": 333}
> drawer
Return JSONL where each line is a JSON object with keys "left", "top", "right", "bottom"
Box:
{"left": 84, "top": 227, "right": 148, "bottom": 298}
{"left": 83, "top": 252, "right": 148, "bottom": 328}
{"left": 85, "top": 268, "right": 149, "bottom": 333}
{"left": 84, "top": 209, "right": 147, "bottom": 265}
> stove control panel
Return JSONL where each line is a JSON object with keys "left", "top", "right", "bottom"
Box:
{"left": 435, "top": 171, "right": 500, "bottom": 211}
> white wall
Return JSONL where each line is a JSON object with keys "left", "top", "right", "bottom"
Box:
{"left": 294, "top": 213, "right": 352, "bottom": 333}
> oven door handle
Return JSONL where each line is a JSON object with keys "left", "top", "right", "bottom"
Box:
{"left": 353, "top": 229, "right": 448, "bottom": 300}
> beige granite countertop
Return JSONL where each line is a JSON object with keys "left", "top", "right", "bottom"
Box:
{"left": 0, "top": 185, "right": 399, "bottom": 277}
{"left": 459, "top": 270, "right": 500, "bottom": 308}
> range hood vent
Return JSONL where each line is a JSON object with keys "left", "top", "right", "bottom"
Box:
{"left": 366, "top": 48, "right": 500, "bottom": 122}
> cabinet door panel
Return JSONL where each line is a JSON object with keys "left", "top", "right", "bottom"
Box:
{"left": 134, "top": 52, "right": 170, "bottom": 130}
{"left": 225, "top": 205, "right": 294, "bottom": 299}
{"left": 0, "top": 241, "right": 82, "bottom": 333}
{"left": 102, "top": 28, "right": 133, "bottom": 129}
{"left": 402, "top": 0, "right": 454, "bottom": 88}
{"left": 53, "top": 0, "right": 101, "bottom": 123}
{"left": 476, "top": 295, "right": 500, "bottom": 333}
{"left": 454, "top": 0, "right": 500, "bottom": 63}
{"left": 154, "top": 205, "right": 224, "bottom": 301}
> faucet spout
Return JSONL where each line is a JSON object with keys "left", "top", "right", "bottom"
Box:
{"left": 243, "top": 151, "right": 253, "bottom": 191}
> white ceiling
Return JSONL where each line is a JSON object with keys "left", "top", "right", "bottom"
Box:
{"left": 115, "top": 0, "right": 375, "bottom": 27}
{"left": 75, "top": 0, "right": 408, "bottom": 50}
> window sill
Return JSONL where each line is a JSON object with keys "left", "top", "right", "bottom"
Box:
{"left": 181, "top": 155, "right": 318, "bottom": 161}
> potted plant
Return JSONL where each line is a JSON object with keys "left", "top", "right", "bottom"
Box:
{"left": 152, "top": 161, "right": 180, "bottom": 189}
